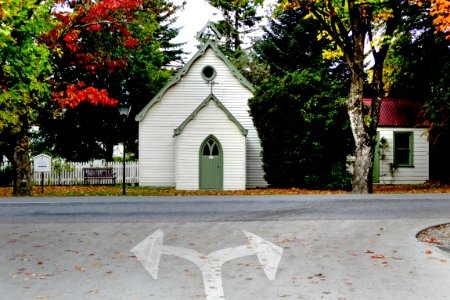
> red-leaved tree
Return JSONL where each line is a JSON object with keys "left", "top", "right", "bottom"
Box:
{"left": 45, "top": 0, "right": 172, "bottom": 109}
{"left": 2, "top": 0, "right": 177, "bottom": 196}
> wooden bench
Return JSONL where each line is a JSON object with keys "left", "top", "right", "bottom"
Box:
{"left": 83, "top": 168, "right": 116, "bottom": 185}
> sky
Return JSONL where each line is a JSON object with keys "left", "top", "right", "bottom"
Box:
{"left": 171, "top": 0, "right": 223, "bottom": 57}
{"left": 171, "top": 0, "right": 275, "bottom": 59}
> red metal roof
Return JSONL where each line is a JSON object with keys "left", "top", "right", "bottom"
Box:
{"left": 363, "top": 98, "right": 423, "bottom": 127}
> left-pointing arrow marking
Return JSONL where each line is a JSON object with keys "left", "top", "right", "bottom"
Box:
{"left": 130, "top": 229, "right": 163, "bottom": 279}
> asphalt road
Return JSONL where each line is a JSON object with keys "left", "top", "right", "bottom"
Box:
{"left": 0, "top": 193, "right": 450, "bottom": 223}
{"left": 1, "top": 194, "right": 450, "bottom": 300}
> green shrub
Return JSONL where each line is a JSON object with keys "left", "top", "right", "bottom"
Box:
{"left": 0, "top": 164, "right": 14, "bottom": 187}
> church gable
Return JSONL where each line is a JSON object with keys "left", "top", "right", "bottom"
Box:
{"left": 135, "top": 40, "right": 254, "bottom": 122}
{"left": 174, "top": 96, "right": 247, "bottom": 190}
{"left": 174, "top": 94, "right": 248, "bottom": 137}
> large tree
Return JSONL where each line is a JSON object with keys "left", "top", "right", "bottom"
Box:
{"left": 0, "top": 0, "right": 179, "bottom": 195}
{"left": 33, "top": 0, "right": 181, "bottom": 161}
{"left": 250, "top": 8, "right": 353, "bottom": 189}
{"left": 203, "top": 1, "right": 270, "bottom": 86}
{"left": 207, "top": 0, "right": 263, "bottom": 55}
{"left": 274, "top": 0, "right": 412, "bottom": 193}
{"left": 250, "top": 70, "right": 353, "bottom": 189}
{"left": 383, "top": 1, "right": 449, "bottom": 100}
{"left": 0, "top": 1, "right": 57, "bottom": 195}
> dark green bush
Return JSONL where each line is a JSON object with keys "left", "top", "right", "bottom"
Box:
{"left": 0, "top": 164, "right": 14, "bottom": 187}
{"left": 249, "top": 70, "right": 353, "bottom": 190}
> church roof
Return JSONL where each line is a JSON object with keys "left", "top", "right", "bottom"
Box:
{"left": 135, "top": 40, "right": 254, "bottom": 122}
{"left": 195, "top": 21, "right": 223, "bottom": 41}
{"left": 173, "top": 93, "right": 248, "bottom": 137}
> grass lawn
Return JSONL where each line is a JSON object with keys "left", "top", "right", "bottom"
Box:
{"left": 1, "top": 183, "right": 450, "bottom": 197}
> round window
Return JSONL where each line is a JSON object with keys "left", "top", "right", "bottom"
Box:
{"left": 201, "top": 65, "right": 216, "bottom": 81}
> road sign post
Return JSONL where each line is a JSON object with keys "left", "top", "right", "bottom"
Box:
{"left": 33, "top": 154, "right": 52, "bottom": 193}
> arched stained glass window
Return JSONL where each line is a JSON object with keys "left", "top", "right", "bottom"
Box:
{"left": 202, "top": 138, "right": 220, "bottom": 157}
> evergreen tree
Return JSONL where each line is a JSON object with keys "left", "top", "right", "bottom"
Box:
{"left": 207, "top": 0, "right": 262, "bottom": 55}
{"left": 250, "top": 70, "right": 353, "bottom": 189}
{"left": 249, "top": 9, "right": 353, "bottom": 189}
{"left": 254, "top": 9, "right": 335, "bottom": 75}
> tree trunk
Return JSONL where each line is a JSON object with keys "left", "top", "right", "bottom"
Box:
{"left": 345, "top": 16, "right": 374, "bottom": 194}
{"left": 233, "top": 11, "right": 241, "bottom": 50}
{"left": 13, "top": 133, "right": 32, "bottom": 196}
{"left": 347, "top": 73, "right": 374, "bottom": 194}
{"left": 105, "top": 142, "right": 114, "bottom": 161}
{"left": 351, "top": 132, "right": 374, "bottom": 194}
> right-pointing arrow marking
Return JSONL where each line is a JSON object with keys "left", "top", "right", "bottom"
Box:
{"left": 244, "top": 230, "right": 283, "bottom": 280}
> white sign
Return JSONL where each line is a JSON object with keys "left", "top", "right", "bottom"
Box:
{"left": 33, "top": 154, "right": 52, "bottom": 173}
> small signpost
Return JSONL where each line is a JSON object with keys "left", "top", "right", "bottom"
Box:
{"left": 33, "top": 154, "right": 52, "bottom": 193}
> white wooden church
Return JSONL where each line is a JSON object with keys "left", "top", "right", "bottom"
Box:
{"left": 135, "top": 23, "right": 267, "bottom": 190}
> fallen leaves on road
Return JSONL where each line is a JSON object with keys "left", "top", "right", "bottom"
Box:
{"left": 417, "top": 223, "right": 450, "bottom": 256}
{"left": 425, "top": 237, "right": 441, "bottom": 244}
{"left": 74, "top": 265, "right": 85, "bottom": 272}
{"left": 278, "top": 238, "right": 296, "bottom": 243}
{"left": 370, "top": 255, "right": 389, "bottom": 259}
{"left": 90, "top": 262, "right": 103, "bottom": 269}
{"left": 365, "top": 250, "right": 404, "bottom": 266}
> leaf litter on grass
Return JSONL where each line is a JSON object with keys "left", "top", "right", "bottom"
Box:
{"left": 417, "top": 223, "right": 450, "bottom": 255}
{"left": 1, "top": 183, "right": 450, "bottom": 197}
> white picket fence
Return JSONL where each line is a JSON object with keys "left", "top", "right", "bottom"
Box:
{"left": 1, "top": 161, "right": 139, "bottom": 186}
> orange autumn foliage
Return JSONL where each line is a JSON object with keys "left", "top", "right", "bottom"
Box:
{"left": 44, "top": 0, "right": 149, "bottom": 109}
{"left": 417, "top": 0, "right": 450, "bottom": 39}
{"left": 54, "top": 81, "right": 118, "bottom": 109}
{"left": 430, "top": 0, "right": 450, "bottom": 39}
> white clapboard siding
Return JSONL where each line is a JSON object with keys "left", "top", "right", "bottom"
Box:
{"left": 138, "top": 46, "right": 266, "bottom": 188}
{"left": 378, "top": 128, "right": 429, "bottom": 184}
{"left": 175, "top": 99, "right": 246, "bottom": 190}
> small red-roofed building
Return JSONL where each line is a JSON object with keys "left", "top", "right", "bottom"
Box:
{"left": 363, "top": 98, "right": 429, "bottom": 184}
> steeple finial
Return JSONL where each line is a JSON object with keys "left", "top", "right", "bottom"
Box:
{"left": 196, "top": 21, "right": 222, "bottom": 43}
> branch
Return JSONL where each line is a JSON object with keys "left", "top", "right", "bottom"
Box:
{"left": 51, "top": 10, "right": 88, "bottom": 48}
{"left": 310, "top": 6, "right": 352, "bottom": 60}
{"left": 372, "top": 1, "right": 402, "bottom": 66}
{"left": 73, "top": 20, "right": 122, "bottom": 29}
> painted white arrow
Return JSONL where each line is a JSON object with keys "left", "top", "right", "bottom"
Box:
{"left": 131, "top": 230, "right": 283, "bottom": 300}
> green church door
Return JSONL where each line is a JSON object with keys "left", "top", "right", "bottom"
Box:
{"left": 199, "top": 136, "right": 223, "bottom": 190}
